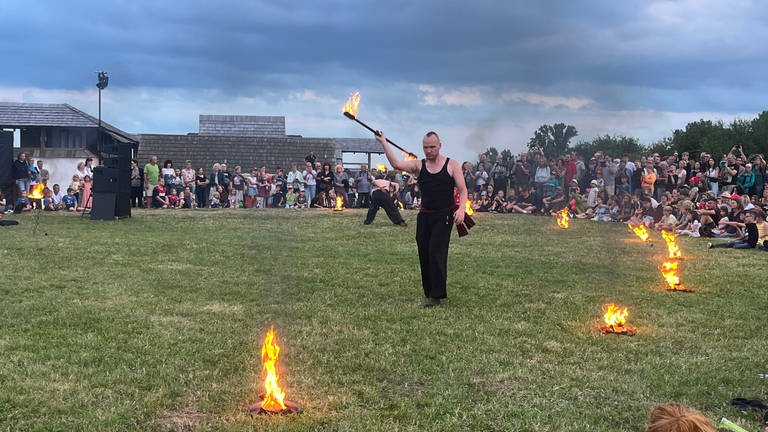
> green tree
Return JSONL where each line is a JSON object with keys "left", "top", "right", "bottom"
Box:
{"left": 572, "top": 135, "right": 645, "bottom": 161}
{"left": 527, "top": 123, "right": 578, "bottom": 159}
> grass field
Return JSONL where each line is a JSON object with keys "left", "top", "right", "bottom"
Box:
{"left": 1, "top": 208, "right": 767, "bottom": 431}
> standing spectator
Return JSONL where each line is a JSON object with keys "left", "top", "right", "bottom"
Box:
{"left": 181, "top": 160, "right": 196, "bottom": 194}
{"left": 219, "top": 163, "right": 231, "bottom": 205}
{"left": 511, "top": 158, "right": 529, "bottom": 194}
{"left": 143, "top": 155, "right": 159, "bottom": 208}
{"left": 474, "top": 162, "right": 488, "bottom": 193}
{"left": 84, "top": 157, "right": 94, "bottom": 178}
{"left": 603, "top": 156, "right": 617, "bottom": 196}
{"left": 305, "top": 151, "right": 317, "bottom": 166}
{"left": 332, "top": 164, "right": 349, "bottom": 207}
{"left": 490, "top": 155, "right": 508, "bottom": 195}
{"left": 170, "top": 168, "right": 184, "bottom": 195}
{"left": 562, "top": 154, "right": 577, "bottom": 187}
{"left": 37, "top": 160, "right": 49, "bottom": 186}
{"left": 738, "top": 163, "right": 755, "bottom": 195}
{"left": 27, "top": 158, "right": 40, "bottom": 188}
{"left": 287, "top": 163, "right": 304, "bottom": 190}
{"left": 81, "top": 175, "right": 92, "bottom": 210}
{"left": 161, "top": 160, "right": 175, "bottom": 189}
{"left": 257, "top": 166, "right": 271, "bottom": 208}
{"left": 13, "top": 152, "right": 29, "bottom": 198}
{"left": 355, "top": 164, "right": 373, "bottom": 208}
{"left": 232, "top": 166, "right": 245, "bottom": 207}
{"left": 303, "top": 162, "right": 317, "bottom": 206}
{"left": 316, "top": 163, "right": 333, "bottom": 207}
{"left": 195, "top": 168, "right": 209, "bottom": 208}
{"left": 209, "top": 163, "right": 222, "bottom": 192}
{"left": 705, "top": 158, "right": 720, "bottom": 196}
{"left": 534, "top": 158, "right": 550, "bottom": 198}
{"left": 246, "top": 168, "right": 259, "bottom": 208}
{"left": 130, "top": 159, "right": 143, "bottom": 208}
{"left": 75, "top": 161, "right": 88, "bottom": 181}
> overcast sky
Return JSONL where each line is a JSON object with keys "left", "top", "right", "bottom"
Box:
{"left": 1, "top": 0, "right": 766, "bottom": 162}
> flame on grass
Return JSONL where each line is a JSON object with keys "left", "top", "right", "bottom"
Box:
{"left": 628, "top": 223, "right": 650, "bottom": 242}
{"left": 660, "top": 261, "right": 683, "bottom": 290}
{"left": 661, "top": 230, "right": 682, "bottom": 259}
{"left": 555, "top": 207, "right": 570, "bottom": 229}
{"left": 259, "top": 326, "right": 287, "bottom": 412}
{"left": 599, "top": 303, "right": 636, "bottom": 335}
{"left": 29, "top": 183, "right": 44, "bottom": 200}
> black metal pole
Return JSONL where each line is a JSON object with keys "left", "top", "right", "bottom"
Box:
{"left": 343, "top": 112, "right": 418, "bottom": 159}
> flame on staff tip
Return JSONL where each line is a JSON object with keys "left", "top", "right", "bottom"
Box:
{"left": 628, "top": 223, "right": 650, "bottom": 242}
{"left": 259, "top": 326, "right": 287, "bottom": 412}
{"left": 555, "top": 207, "right": 570, "bottom": 229}
{"left": 375, "top": 163, "right": 388, "bottom": 173}
{"left": 403, "top": 151, "right": 417, "bottom": 161}
{"left": 660, "top": 261, "right": 682, "bottom": 290}
{"left": 342, "top": 91, "right": 360, "bottom": 118}
{"left": 660, "top": 230, "right": 682, "bottom": 259}
{"left": 599, "top": 303, "right": 636, "bottom": 335}
{"left": 29, "top": 183, "right": 44, "bottom": 200}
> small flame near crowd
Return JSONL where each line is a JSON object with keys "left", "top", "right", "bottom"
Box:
{"left": 555, "top": 207, "right": 570, "bottom": 229}
{"left": 334, "top": 196, "right": 344, "bottom": 211}
{"left": 661, "top": 230, "right": 682, "bottom": 259}
{"left": 342, "top": 91, "right": 360, "bottom": 119}
{"left": 628, "top": 224, "right": 650, "bottom": 242}
{"left": 249, "top": 326, "right": 301, "bottom": 415}
{"left": 29, "top": 183, "right": 45, "bottom": 200}
{"left": 375, "top": 163, "right": 388, "bottom": 174}
{"left": 599, "top": 303, "right": 636, "bottom": 336}
{"left": 465, "top": 199, "right": 474, "bottom": 216}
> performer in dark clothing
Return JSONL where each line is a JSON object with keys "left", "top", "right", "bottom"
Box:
{"left": 363, "top": 173, "right": 407, "bottom": 226}
{"left": 376, "top": 131, "right": 468, "bottom": 307}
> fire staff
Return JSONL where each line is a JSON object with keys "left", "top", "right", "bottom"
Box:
{"left": 363, "top": 171, "right": 408, "bottom": 227}
{"left": 375, "top": 131, "right": 467, "bottom": 307}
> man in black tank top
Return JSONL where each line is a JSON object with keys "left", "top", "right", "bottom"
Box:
{"left": 376, "top": 131, "right": 469, "bottom": 307}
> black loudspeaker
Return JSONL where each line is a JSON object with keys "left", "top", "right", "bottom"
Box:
{"left": 91, "top": 192, "right": 131, "bottom": 220}
{"left": 92, "top": 166, "right": 121, "bottom": 193}
{"left": 0, "top": 131, "right": 13, "bottom": 185}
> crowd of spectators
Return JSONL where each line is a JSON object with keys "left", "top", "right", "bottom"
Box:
{"left": 5, "top": 146, "right": 768, "bottom": 250}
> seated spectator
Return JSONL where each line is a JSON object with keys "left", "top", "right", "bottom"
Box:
{"left": 676, "top": 214, "right": 702, "bottom": 237}
{"left": 627, "top": 208, "right": 645, "bottom": 226}
{"left": 542, "top": 187, "right": 566, "bottom": 215}
{"left": 654, "top": 206, "right": 678, "bottom": 231}
{"left": 51, "top": 184, "right": 65, "bottom": 210}
{"left": 42, "top": 187, "right": 55, "bottom": 211}
{"left": 643, "top": 403, "right": 716, "bottom": 432}
{"left": 272, "top": 184, "right": 286, "bottom": 208}
{"left": 168, "top": 188, "right": 180, "bottom": 208}
{"left": 514, "top": 187, "right": 538, "bottom": 213}
{"left": 591, "top": 197, "right": 612, "bottom": 221}
{"left": 62, "top": 188, "right": 78, "bottom": 212}
{"left": 69, "top": 174, "right": 82, "bottom": 203}
{"left": 285, "top": 185, "right": 298, "bottom": 208}
{"left": 295, "top": 188, "right": 308, "bottom": 208}
{"left": 709, "top": 208, "right": 760, "bottom": 249}
{"left": 152, "top": 179, "right": 170, "bottom": 209}
{"left": 180, "top": 186, "right": 195, "bottom": 209}
{"left": 210, "top": 191, "right": 222, "bottom": 208}
{"left": 490, "top": 190, "right": 507, "bottom": 213}
{"left": 475, "top": 191, "right": 491, "bottom": 212}
{"left": 14, "top": 190, "right": 32, "bottom": 213}
{"left": 710, "top": 206, "right": 731, "bottom": 236}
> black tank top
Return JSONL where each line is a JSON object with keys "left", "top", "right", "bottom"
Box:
{"left": 418, "top": 157, "right": 455, "bottom": 210}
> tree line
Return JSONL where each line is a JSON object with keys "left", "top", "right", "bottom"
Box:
{"left": 477, "top": 110, "right": 768, "bottom": 164}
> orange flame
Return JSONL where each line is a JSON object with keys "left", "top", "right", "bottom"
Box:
{"left": 465, "top": 199, "right": 474, "bottom": 216}
{"left": 342, "top": 91, "right": 361, "bottom": 118}
{"left": 599, "top": 303, "right": 635, "bottom": 334}
{"left": 628, "top": 223, "right": 650, "bottom": 241}
{"left": 375, "top": 163, "right": 387, "bottom": 173}
{"left": 661, "top": 230, "right": 682, "bottom": 259}
{"left": 260, "top": 326, "right": 287, "bottom": 412}
{"left": 660, "top": 261, "right": 682, "bottom": 290}
{"left": 29, "top": 183, "right": 45, "bottom": 200}
{"left": 334, "top": 195, "right": 344, "bottom": 211}
{"left": 555, "top": 207, "right": 570, "bottom": 229}
{"left": 397, "top": 201, "right": 404, "bottom": 210}
{"left": 403, "top": 151, "right": 417, "bottom": 161}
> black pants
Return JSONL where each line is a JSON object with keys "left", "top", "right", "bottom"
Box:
{"left": 196, "top": 187, "right": 209, "bottom": 208}
{"left": 130, "top": 186, "right": 143, "bottom": 208}
{"left": 416, "top": 211, "right": 453, "bottom": 299}
{"left": 364, "top": 190, "right": 403, "bottom": 225}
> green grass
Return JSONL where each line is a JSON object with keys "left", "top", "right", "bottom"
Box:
{"left": 1, "top": 209, "right": 767, "bottom": 431}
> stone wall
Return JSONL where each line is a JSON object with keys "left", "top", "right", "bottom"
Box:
{"left": 136, "top": 134, "right": 337, "bottom": 172}
{"left": 198, "top": 115, "right": 285, "bottom": 137}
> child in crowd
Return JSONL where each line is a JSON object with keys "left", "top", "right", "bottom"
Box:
{"left": 676, "top": 214, "right": 702, "bottom": 237}
{"left": 227, "top": 184, "right": 238, "bottom": 209}
{"left": 285, "top": 185, "right": 298, "bottom": 208}
{"left": 654, "top": 206, "right": 678, "bottom": 231}
{"left": 272, "top": 184, "right": 286, "bottom": 208}
{"left": 210, "top": 191, "right": 221, "bottom": 208}
{"left": 81, "top": 175, "right": 92, "bottom": 209}
{"left": 232, "top": 166, "right": 245, "bottom": 207}
{"left": 167, "top": 188, "right": 180, "bottom": 208}
{"left": 62, "top": 188, "right": 78, "bottom": 212}
{"left": 591, "top": 196, "right": 612, "bottom": 221}
{"left": 152, "top": 179, "right": 169, "bottom": 209}
{"left": 247, "top": 168, "right": 259, "bottom": 208}
{"left": 42, "top": 187, "right": 55, "bottom": 211}
{"left": 710, "top": 205, "right": 731, "bottom": 236}
{"left": 490, "top": 190, "right": 506, "bottom": 213}
{"left": 69, "top": 174, "right": 82, "bottom": 203}
{"left": 295, "top": 188, "right": 307, "bottom": 208}
{"left": 14, "top": 190, "right": 32, "bottom": 213}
